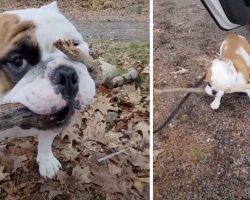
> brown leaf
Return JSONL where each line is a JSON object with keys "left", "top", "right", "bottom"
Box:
{"left": 0, "top": 165, "right": 9, "bottom": 182}
{"left": 154, "top": 149, "right": 165, "bottom": 163}
{"left": 91, "top": 96, "right": 118, "bottom": 115}
{"left": 72, "top": 165, "right": 91, "bottom": 183}
{"left": 108, "top": 161, "right": 122, "bottom": 176}
{"left": 134, "top": 121, "right": 149, "bottom": 142}
{"left": 40, "top": 186, "right": 62, "bottom": 200}
{"left": 127, "top": 148, "right": 149, "bottom": 170}
{"left": 12, "top": 155, "right": 27, "bottom": 173}
{"left": 126, "top": 85, "right": 141, "bottom": 105}
{"left": 57, "top": 170, "right": 70, "bottom": 185}
{"left": 93, "top": 171, "right": 122, "bottom": 194}
{"left": 58, "top": 143, "right": 80, "bottom": 161}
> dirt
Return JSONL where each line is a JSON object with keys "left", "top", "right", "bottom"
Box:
{"left": 0, "top": 0, "right": 149, "bottom": 41}
{"left": 154, "top": 0, "right": 250, "bottom": 199}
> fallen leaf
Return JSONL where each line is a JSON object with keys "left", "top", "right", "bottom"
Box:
{"left": 58, "top": 143, "right": 80, "bottom": 161}
{"left": 91, "top": 96, "right": 118, "bottom": 115}
{"left": 134, "top": 121, "right": 149, "bottom": 141}
{"left": 40, "top": 186, "right": 62, "bottom": 200}
{"left": 57, "top": 170, "right": 70, "bottom": 185}
{"left": 154, "top": 149, "right": 165, "bottom": 163}
{"left": 12, "top": 155, "right": 27, "bottom": 173}
{"left": 0, "top": 165, "right": 9, "bottom": 182}
{"left": 171, "top": 67, "right": 189, "bottom": 75}
{"left": 72, "top": 165, "right": 91, "bottom": 183}
{"left": 127, "top": 148, "right": 149, "bottom": 170}
{"left": 125, "top": 85, "right": 141, "bottom": 105}
{"left": 108, "top": 161, "right": 122, "bottom": 176}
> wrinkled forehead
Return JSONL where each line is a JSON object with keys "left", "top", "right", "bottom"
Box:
{"left": 5, "top": 5, "right": 89, "bottom": 61}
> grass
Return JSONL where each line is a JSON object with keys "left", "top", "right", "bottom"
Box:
{"left": 87, "top": 39, "right": 149, "bottom": 69}
{"left": 87, "top": 39, "right": 149, "bottom": 89}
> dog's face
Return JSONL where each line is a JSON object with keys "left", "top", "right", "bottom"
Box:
{"left": 0, "top": 2, "right": 95, "bottom": 125}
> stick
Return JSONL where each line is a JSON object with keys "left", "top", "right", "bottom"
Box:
{"left": 53, "top": 39, "right": 103, "bottom": 82}
{"left": 53, "top": 39, "right": 139, "bottom": 88}
{"left": 97, "top": 147, "right": 130, "bottom": 163}
{"left": 154, "top": 88, "right": 205, "bottom": 94}
{"left": 0, "top": 103, "right": 71, "bottom": 131}
{"left": 104, "top": 68, "right": 139, "bottom": 88}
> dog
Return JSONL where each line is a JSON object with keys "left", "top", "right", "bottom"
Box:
{"left": 0, "top": 2, "right": 96, "bottom": 178}
{"left": 205, "top": 33, "right": 250, "bottom": 109}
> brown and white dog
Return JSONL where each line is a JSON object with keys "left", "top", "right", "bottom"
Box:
{"left": 205, "top": 33, "right": 250, "bottom": 109}
{"left": 0, "top": 2, "right": 96, "bottom": 178}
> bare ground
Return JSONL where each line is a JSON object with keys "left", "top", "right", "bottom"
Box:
{"left": 154, "top": 0, "right": 250, "bottom": 199}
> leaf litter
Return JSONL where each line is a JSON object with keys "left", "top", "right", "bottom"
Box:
{"left": 0, "top": 40, "right": 149, "bottom": 199}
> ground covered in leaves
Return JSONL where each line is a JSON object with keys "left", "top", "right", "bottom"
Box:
{"left": 154, "top": 0, "right": 250, "bottom": 199}
{"left": 0, "top": 1, "right": 149, "bottom": 200}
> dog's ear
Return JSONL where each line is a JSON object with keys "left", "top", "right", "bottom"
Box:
{"left": 40, "top": 1, "right": 59, "bottom": 12}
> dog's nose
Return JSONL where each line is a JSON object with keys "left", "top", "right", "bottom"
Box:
{"left": 51, "top": 66, "right": 79, "bottom": 101}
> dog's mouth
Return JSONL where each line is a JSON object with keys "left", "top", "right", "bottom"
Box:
{"left": 17, "top": 100, "right": 80, "bottom": 131}
{"left": 44, "top": 99, "right": 80, "bottom": 126}
{"left": 52, "top": 105, "right": 73, "bottom": 123}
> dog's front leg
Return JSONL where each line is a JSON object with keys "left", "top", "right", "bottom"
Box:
{"left": 210, "top": 90, "right": 224, "bottom": 109}
{"left": 36, "top": 132, "right": 61, "bottom": 178}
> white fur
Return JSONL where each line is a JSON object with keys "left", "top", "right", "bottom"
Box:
{"left": 0, "top": 2, "right": 96, "bottom": 178}
{"left": 36, "top": 132, "right": 61, "bottom": 178}
{"left": 208, "top": 58, "right": 248, "bottom": 109}
{"left": 236, "top": 47, "right": 250, "bottom": 68}
{"left": 210, "top": 90, "right": 224, "bottom": 109}
{"left": 210, "top": 59, "right": 246, "bottom": 92}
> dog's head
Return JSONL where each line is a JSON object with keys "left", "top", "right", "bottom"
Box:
{"left": 0, "top": 2, "right": 95, "bottom": 125}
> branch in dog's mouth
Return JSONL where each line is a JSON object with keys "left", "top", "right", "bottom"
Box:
{"left": 0, "top": 100, "right": 79, "bottom": 131}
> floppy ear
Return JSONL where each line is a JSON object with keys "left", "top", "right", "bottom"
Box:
{"left": 40, "top": 1, "right": 59, "bottom": 12}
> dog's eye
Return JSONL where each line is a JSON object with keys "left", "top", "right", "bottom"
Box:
{"left": 11, "top": 57, "right": 28, "bottom": 70}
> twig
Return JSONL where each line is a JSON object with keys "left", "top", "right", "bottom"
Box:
{"left": 97, "top": 147, "right": 130, "bottom": 163}
{"left": 153, "top": 74, "right": 206, "bottom": 134}
{"left": 154, "top": 88, "right": 205, "bottom": 94}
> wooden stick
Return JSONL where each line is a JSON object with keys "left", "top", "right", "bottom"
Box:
{"left": 154, "top": 88, "right": 205, "bottom": 94}
{"left": 53, "top": 39, "right": 139, "bottom": 88}
{"left": 0, "top": 103, "right": 71, "bottom": 131}
{"left": 97, "top": 147, "right": 130, "bottom": 163}
{"left": 53, "top": 39, "right": 103, "bottom": 83}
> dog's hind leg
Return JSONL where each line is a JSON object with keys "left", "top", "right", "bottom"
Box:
{"left": 36, "top": 132, "right": 61, "bottom": 178}
{"left": 210, "top": 90, "right": 224, "bottom": 109}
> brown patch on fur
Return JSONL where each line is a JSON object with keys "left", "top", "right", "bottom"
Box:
{"left": 0, "top": 14, "right": 36, "bottom": 58}
{"left": 0, "top": 13, "right": 37, "bottom": 94}
{"left": 220, "top": 34, "right": 250, "bottom": 81}
{"left": 0, "top": 71, "right": 11, "bottom": 93}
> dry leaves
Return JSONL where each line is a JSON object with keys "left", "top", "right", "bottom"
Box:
{"left": 0, "top": 79, "right": 149, "bottom": 199}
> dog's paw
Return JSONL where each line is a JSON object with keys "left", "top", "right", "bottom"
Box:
{"left": 36, "top": 154, "right": 62, "bottom": 178}
{"left": 210, "top": 100, "right": 220, "bottom": 110}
